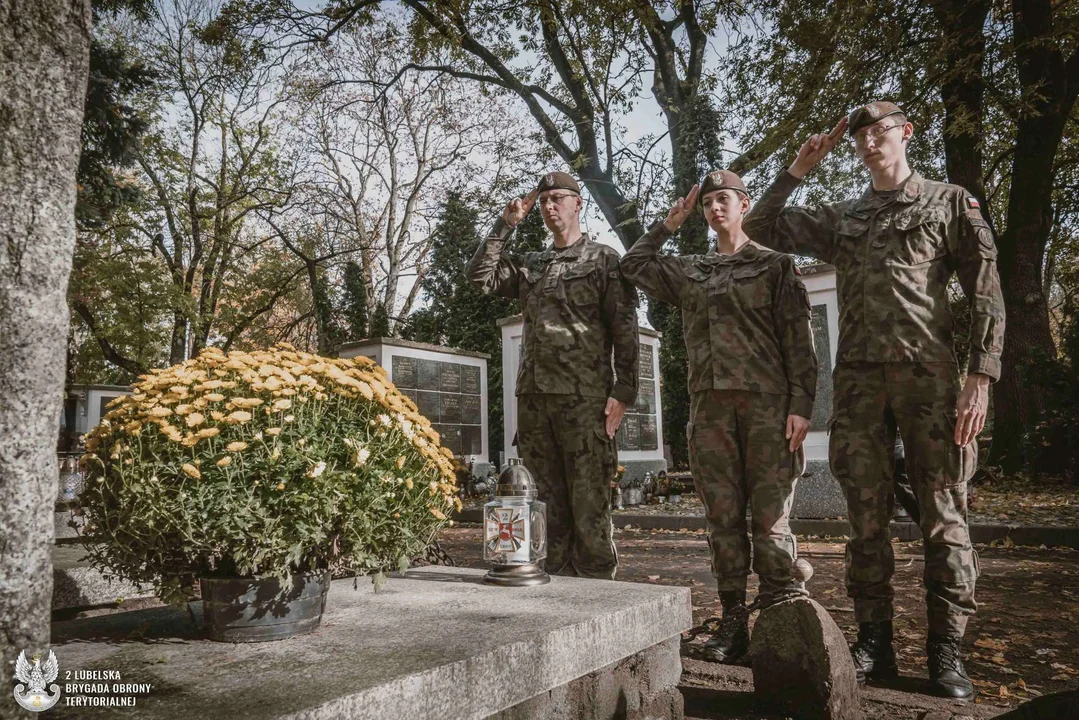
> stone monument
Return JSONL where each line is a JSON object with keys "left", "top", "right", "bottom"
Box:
{"left": 338, "top": 338, "right": 491, "bottom": 475}
{"left": 497, "top": 316, "right": 665, "bottom": 483}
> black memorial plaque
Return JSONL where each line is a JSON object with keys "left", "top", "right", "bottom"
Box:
{"left": 439, "top": 362, "right": 462, "bottom": 393}
{"left": 621, "top": 415, "right": 641, "bottom": 451}
{"left": 391, "top": 356, "right": 417, "bottom": 389}
{"left": 639, "top": 343, "right": 655, "bottom": 380}
{"left": 437, "top": 425, "right": 462, "bottom": 455}
{"left": 635, "top": 380, "right": 656, "bottom": 415}
{"left": 461, "top": 365, "right": 481, "bottom": 395}
{"left": 462, "top": 394, "right": 481, "bottom": 423}
{"left": 440, "top": 393, "right": 462, "bottom": 424}
{"left": 417, "top": 391, "right": 440, "bottom": 422}
{"left": 417, "top": 359, "right": 440, "bottom": 391}
{"left": 462, "top": 426, "right": 483, "bottom": 455}
{"left": 811, "top": 304, "right": 833, "bottom": 431}
{"left": 640, "top": 415, "right": 658, "bottom": 451}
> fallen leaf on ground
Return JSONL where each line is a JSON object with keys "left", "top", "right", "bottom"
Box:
{"left": 976, "top": 637, "right": 1008, "bottom": 651}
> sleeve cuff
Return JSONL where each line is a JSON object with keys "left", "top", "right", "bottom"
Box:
{"left": 967, "top": 353, "right": 1001, "bottom": 382}
{"left": 778, "top": 169, "right": 804, "bottom": 192}
{"left": 611, "top": 384, "right": 637, "bottom": 406}
{"left": 487, "top": 217, "right": 514, "bottom": 243}
{"left": 647, "top": 221, "right": 673, "bottom": 240}
{"left": 788, "top": 395, "right": 815, "bottom": 419}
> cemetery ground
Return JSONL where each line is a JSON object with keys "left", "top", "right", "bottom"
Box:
{"left": 438, "top": 525, "right": 1079, "bottom": 720}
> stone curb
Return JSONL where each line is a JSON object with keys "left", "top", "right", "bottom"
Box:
{"left": 453, "top": 509, "right": 1079, "bottom": 550}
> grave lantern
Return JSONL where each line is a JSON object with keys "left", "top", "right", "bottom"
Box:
{"left": 481, "top": 458, "right": 549, "bottom": 586}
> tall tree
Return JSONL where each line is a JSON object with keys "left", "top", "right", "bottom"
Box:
{"left": 404, "top": 192, "right": 545, "bottom": 460}
{"left": 0, "top": 0, "right": 92, "bottom": 698}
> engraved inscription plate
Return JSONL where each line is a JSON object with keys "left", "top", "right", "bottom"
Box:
{"left": 636, "top": 380, "right": 656, "bottom": 415}
{"left": 461, "top": 365, "right": 481, "bottom": 395}
{"left": 437, "top": 425, "right": 462, "bottom": 455}
{"left": 418, "top": 359, "right": 440, "bottom": 391}
{"left": 440, "top": 393, "right": 462, "bottom": 424}
{"left": 462, "top": 394, "right": 481, "bottom": 423}
{"left": 391, "top": 355, "right": 417, "bottom": 389}
{"left": 640, "top": 415, "right": 658, "bottom": 451}
{"left": 462, "top": 426, "right": 483, "bottom": 455}
{"left": 639, "top": 343, "right": 655, "bottom": 380}
{"left": 621, "top": 415, "right": 641, "bottom": 451}
{"left": 811, "top": 304, "right": 833, "bottom": 431}
{"left": 417, "top": 391, "right": 440, "bottom": 422}
{"left": 440, "top": 362, "right": 462, "bottom": 393}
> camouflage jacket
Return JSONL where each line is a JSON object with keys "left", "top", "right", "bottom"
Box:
{"left": 466, "top": 218, "right": 639, "bottom": 404}
{"left": 744, "top": 171, "right": 1005, "bottom": 380}
{"left": 621, "top": 223, "right": 817, "bottom": 418}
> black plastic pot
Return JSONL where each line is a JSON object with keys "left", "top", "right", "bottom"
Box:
{"left": 200, "top": 570, "right": 330, "bottom": 642}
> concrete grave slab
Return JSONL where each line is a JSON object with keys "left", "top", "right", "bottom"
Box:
{"left": 49, "top": 566, "right": 691, "bottom": 719}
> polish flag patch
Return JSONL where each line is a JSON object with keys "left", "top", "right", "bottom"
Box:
{"left": 967, "top": 197, "right": 981, "bottom": 209}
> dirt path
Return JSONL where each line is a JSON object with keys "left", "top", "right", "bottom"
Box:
{"left": 436, "top": 526, "right": 1079, "bottom": 719}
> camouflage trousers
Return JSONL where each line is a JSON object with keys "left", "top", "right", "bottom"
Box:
{"left": 830, "top": 362, "right": 979, "bottom": 636}
{"left": 687, "top": 390, "right": 802, "bottom": 598}
{"left": 517, "top": 393, "right": 618, "bottom": 579}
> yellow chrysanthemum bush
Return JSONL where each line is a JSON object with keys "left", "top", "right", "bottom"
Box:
{"left": 78, "top": 344, "right": 460, "bottom": 605}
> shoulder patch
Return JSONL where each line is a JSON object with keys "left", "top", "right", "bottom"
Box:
{"left": 966, "top": 196, "right": 980, "bottom": 210}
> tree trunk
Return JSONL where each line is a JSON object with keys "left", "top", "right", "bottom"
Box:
{"left": 0, "top": 0, "right": 91, "bottom": 709}
{"left": 989, "top": 0, "right": 1079, "bottom": 470}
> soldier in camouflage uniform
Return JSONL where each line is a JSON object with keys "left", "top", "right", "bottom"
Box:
{"left": 466, "top": 171, "right": 639, "bottom": 580}
{"left": 744, "top": 101, "right": 1006, "bottom": 699}
{"left": 622, "top": 170, "right": 817, "bottom": 663}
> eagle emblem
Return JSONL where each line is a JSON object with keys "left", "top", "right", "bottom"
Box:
{"left": 13, "top": 650, "right": 61, "bottom": 712}
{"left": 867, "top": 103, "right": 881, "bottom": 118}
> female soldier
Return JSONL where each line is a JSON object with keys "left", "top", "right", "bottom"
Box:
{"left": 621, "top": 170, "right": 817, "bottom": 663}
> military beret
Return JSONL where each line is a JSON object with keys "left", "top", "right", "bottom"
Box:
{"left": 698, "top": 169, "right": 748, "bottom": 206}
{"left": 848, "top": 101, "right": 906, "bottom": 136}
{"left": 535, "top": 171, "right": 581, "bottom": 195}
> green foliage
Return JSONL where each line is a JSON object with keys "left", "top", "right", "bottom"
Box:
{"left": 78, "top": 346, "right": 459, "bottom": 605}
{"left": 342, "top": 261, "right": 369, "bottom": 342}
{"left": 1022, "top": 303, "right": 1079, "bottom": 482}
{"left": 403, "top": 192, "right": 544, "bottom": 461}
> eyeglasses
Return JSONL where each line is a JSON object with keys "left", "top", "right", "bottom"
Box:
{"left": 849, "top": 122, "right": 904, "bottom": 148}
{"left": 539, "top": 193, "right": 577, "bottom": 206}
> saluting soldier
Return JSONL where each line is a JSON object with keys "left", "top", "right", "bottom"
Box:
{"left": 744, "top": 101, "right": 1006, "bottom": 699}
{"left": 622, "top": 170, "right": 817, "bottom": 663}
{"left": 466, "top": 171, "right": 639, "bottom": 580}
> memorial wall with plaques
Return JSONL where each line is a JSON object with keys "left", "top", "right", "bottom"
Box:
{"left": 615, "top": 342, "right": 660, "bottom": 452}
{"left": 337, "top": 338, "right": 489, "bottom": 465}
{"left": 391, "top": 355, "right": 485, "bottom": 457}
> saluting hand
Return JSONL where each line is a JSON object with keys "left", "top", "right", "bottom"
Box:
{"left": 503, "top": 190, "right": 538, "bottom": 227}
{"left": 662, "top": 184, "right": 700, "bottom": 234}
{"left": 789, "top": 116, "right": 848, "bottom": 179}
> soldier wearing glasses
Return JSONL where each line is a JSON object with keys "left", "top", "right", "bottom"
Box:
{"left": 745, "top": 101, "right": 1005, "bottom": 699}
{"left": 466, "top": 171, "right": 639, "bottom": 580}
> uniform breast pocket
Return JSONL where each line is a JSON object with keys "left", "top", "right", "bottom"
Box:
{"left": 680, "top": 266, "right": 711, "bottom": 310}
{"left": 562, "top": 262, "right": 600, "bottom": 305}
{"left": 519, "top": 267, "right": 543, "bottom": 311}
{"left": 892, "top": 208, "right": 945, "bottom": 266}
{"left": 731, "top": 265, "right": 771, "bottom": 308}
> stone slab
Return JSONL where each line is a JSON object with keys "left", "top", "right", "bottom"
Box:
{"left": 48, "top": 566, "right": 692, "bottom": 719}
{"left": 52, "top": 545, "right": 155, "bottom": 611}
{"left": 792, "top": 460, "right": 848, "bottom": 519}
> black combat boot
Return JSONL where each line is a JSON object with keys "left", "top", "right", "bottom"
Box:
{"left": 850, "top": 620, "right": 898, "bottom": 683}
{"left": 927, "top": 633, "right": 974, "bottom": 700}
{"left": 703, "top": 590, "right": 750, "bottom": 663}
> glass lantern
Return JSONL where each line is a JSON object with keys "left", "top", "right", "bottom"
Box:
{"left": 481, "top": 458, "right": 549, "bottom": 586}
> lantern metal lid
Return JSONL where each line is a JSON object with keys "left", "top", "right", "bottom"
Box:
{"left": 481, "top": 458, "right": 550, "bottom": 587}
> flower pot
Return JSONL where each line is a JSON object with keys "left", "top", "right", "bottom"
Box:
{"left": 200, "top": 570, "right": 330, "bottom": 642}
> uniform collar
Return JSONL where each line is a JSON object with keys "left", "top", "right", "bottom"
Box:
{"left": 699, "top": 240, "right": 761, "bottom": 265}
{"left": 855, "top": 171, "right": 924, "bottom": 210}
{"left": 541, "top": 235, "right": 590, "bottom": 261}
